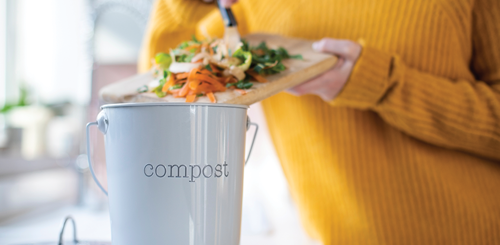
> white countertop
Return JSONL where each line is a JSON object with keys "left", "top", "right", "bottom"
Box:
{"left": 0, "top": 204, "right": 320, "bottom": 245}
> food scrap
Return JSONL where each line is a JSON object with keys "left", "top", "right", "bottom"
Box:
{"left": 139, "top": 36, "right": 302, "bottom": 103}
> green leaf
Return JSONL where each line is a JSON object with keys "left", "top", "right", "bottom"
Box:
{"left": 159, "top": 78, "right": 166, "bottom": 87}
{"left": 253, "top": 63, "right": 266, "bottom": 74}
{"left": 191, "top": 35, "right": 200, "bottom": 44}
{"left": 169, "top": 84, "right": 183, "bottom": 90}
{"left": 254, "top": 41, "right": 268, "bottom": 52}
{"left": 232, "top": 48, "right": 252, "bottom": 71}
{"left": 152, "top": 77, "right": 169, "bottom": 98}
{"left": 257, "top": 62, "right": 286, "bottom": 75}
{"left": 204, "top": 64, "right": 212, "bottom": 72}
{"left": 176, "top": 53, "right": 195, "bottom": 63}
{"left": 247, "top": 41, "right": 301, "bottom": 74}
{"left": 231, "top": 76, "right": 253, "bottom": 89}
{"left": 178, "top": 42, "right": 190, "bottom": 49}
{"left": 155, "top": 90, "right": 166, "bottom": 98}
{"left": 243, "top": 82, "right": 253, "bottom": 89}
{"left": 240, "top": 39, "right": 250, "bottom": 52}
{"left": 155, "top": 53, "right": 172, "bottom": 69}
{"left": 153, "top": 83, "right": 166, "bottom": 97}
{"left": 236, "top": 82, "right": 253, "bottom": 89}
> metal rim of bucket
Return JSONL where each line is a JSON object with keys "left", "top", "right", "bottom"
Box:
{"left": 101, "top": 102, "right": 249, "bottom": 110}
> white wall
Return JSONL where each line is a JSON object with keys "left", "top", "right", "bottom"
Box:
{"left": 15, "top": 0, "right": 91, "bottom": 105}
{"left": 0, "top": 0, "right": 6, "bottom": 109}
{"left": 94, "top": 10, "right": 145, "bottom": 64}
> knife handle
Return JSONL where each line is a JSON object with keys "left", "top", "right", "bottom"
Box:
{"left": 217, "top": 1, "right": 238, "bottom": 27}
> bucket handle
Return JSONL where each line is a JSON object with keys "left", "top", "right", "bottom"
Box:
{"left": 245, "top": 120, "right": 259, "bottom": 165}
{"left": 86, "top": 117, "right": 259, "bottom": 196}
{"left": 86, "top": 121, "right": 108, "bottom": 196}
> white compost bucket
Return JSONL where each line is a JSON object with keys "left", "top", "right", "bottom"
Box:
{"left": 86, "top": 103, "right": 258, "bottom": 245}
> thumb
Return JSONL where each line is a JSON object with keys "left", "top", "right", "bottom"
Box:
{"left": 312, "top": 38, "right": 360, "bottom": 60}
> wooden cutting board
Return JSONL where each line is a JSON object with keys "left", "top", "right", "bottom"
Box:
{"left": 99, "top": 33, "right": 338, "bottom": 105}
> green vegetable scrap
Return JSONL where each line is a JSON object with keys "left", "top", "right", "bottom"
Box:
{"left": 204, "top": 64, "right": 213, "bottom": 72}
{"left": 191, "top": 35, "right": 201, "bottom": 44}
{"left": 176, "top": 53, "right": 195, "bottom": 63}
{"left": 245, "top": 40, "right": 302, "bottom": 75}
{"left": 169, "top": 84, "right": 183, "bottom": 90}
{"left": 152, "top": 70, "right": 170, "bottom": 98}
{"left": 155, "top": 53, "right": 172, "bottom": 70}
{"left": 233, "top": 48, "right": 252, "bottom": 71}
{"left": 226, "top": 76, "right": 253, "bottom": 89}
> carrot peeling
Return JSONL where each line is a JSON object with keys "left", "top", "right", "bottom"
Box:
{"left": 162, "top": 73, "right": 175, "bottom": 92}
{"left": 235, "top": 89, "right": 247, "bottom": 95}
{"left": 176, "top": 73, "right": 189, "bottom": 79}
{"left": 188, "top": 67, "right": 200, "bottom": 82}
{"left": 210, "top": 64, "right": 221, "bottom": 72}
{"left": 185, "top": 94, "right": 196, "bottom": 102}
{"left": 188, "top": 80, "right": 201, "bottom": 90}
{"left": 246, "top": 70, "right": 268, "bottom": 83}
{"left": 178, "top": 82, "right": 190, "bottom": 97}
{"left": 207, "top": 92, "right": 216, "bottom": 103}
{"left": 193, "top": 83, "right": 211, "bottom": 94}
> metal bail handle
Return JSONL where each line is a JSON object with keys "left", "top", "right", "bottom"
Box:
{"left": 86, "top": 121, "right": 108, "bottom": 196}
{"left": 245, "top": 117, "right": 259, "bottom": 165}
{"left": 58, "top": 216, "right": 78, "bottom": 245}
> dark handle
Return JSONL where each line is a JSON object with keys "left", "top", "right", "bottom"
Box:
{"left": 217, "top": 1, "right": 237, "bottom": 27}
{"left": 58, "top": 216, "right": 78, "bottom": 245}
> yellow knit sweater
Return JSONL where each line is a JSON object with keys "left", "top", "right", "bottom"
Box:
{"left": 139, "top": 0, "right": 500, "bottom": 244}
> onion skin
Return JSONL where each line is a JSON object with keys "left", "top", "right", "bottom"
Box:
{"left": 228, "top": 66, "right": 245, "bottom": 81}
{"left": 169, "top": 62, "right": 201, "bottom": 73}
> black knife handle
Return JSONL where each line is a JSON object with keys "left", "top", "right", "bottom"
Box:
{"left": 217, "top": 1, "right": 237, "bottom": 27}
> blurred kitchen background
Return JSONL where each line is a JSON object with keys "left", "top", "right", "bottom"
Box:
{"left": 0, "top": 0, "right": 318, "bottom": 244}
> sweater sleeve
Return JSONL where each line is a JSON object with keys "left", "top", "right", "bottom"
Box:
{"left": 138, "top": 0, "right": 216, "bottom": 72}
{"left": 332, "top": 0, "right": 500, "bottom": 160}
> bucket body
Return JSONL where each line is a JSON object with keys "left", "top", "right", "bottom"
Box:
{"left": 96, "top": 103, "right": 248, "bottom": 245}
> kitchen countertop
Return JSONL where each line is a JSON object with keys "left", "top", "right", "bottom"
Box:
{"left": 0, "top": 204, "right": 320, "bottom": 245}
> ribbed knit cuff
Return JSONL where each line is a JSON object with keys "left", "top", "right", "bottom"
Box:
{"left": 331, "top": 46, "right": 394, "bottom": 109}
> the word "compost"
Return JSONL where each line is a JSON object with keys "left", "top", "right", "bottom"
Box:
{"left": 144, "top": 162, "right": 229, "bottom": 183}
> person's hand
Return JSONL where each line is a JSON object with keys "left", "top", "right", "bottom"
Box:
{"left": 287, "top": 38, "right": 362, "bottom": 101}
{"left": 219, "top": 0, "right": 238, "bottom": 7}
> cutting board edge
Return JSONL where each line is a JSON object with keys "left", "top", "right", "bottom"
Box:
{"left": 100, "top": 72, "right": 154, "bottom": 104}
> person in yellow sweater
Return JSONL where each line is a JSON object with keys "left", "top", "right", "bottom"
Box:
{"left": 139, "top": 0, "right": 500, "bottom": 244}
